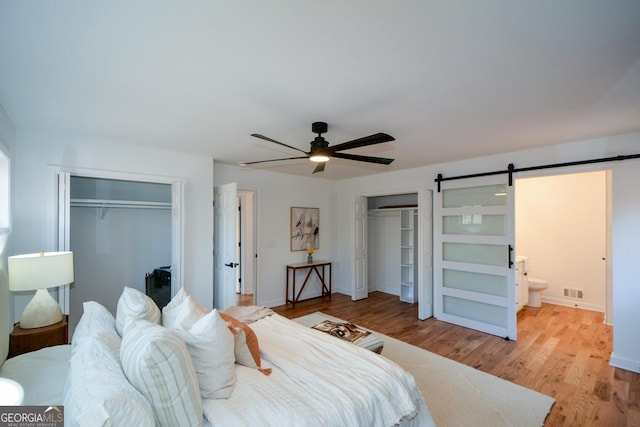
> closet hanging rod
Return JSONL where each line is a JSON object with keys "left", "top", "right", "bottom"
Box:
{"left": 435, "top": 153, "right": 640, "bottom": 192}
{"left": 70, "top": 198, "right": 171, "bottom": 209}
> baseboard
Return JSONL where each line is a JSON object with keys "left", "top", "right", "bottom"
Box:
{"left": 371, "top": 286, "right": 399, "bottom": 296}
{"left": 610, "top": 353, "right": 640, "bottom": 374}
{"left": 542, "top": 296, "right": 604, "bottom": 312}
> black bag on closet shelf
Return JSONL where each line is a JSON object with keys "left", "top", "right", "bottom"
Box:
{"left": 152, "top": 266, "right": 171, "bottom": 288}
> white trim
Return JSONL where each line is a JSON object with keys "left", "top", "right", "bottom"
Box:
{"left": 441, "top": 235, "right": 508, "bottom": 245}
{"left": 609, "top": 353, "right": 640, "bottom": 374}
{"left": 0, "top": 149, "right": 10, "bottom": 231}
{"left": 438, "top": 312, "right": 509, "bottom": 338}
{"left": 441, "top": 206, "right": 507, "bottom": 216}
{"left": 441, "top": 261, "right": 508, "bottom": 276}
{"left": 442, "top": 286, "right": 508, "bottom": 307}
{"left": 540, "top": 296, "right": 604, "bottom": 313}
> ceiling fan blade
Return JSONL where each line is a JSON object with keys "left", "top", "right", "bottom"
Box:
{"left": 329, "top": 133, "right": 395, "bottom": 153}
{"left": 332, "top": 152, "right": 394, "bottom": 165}
{"left": 312, "top": 162, "right": 326, "bottom": 174}
{"left": 239, "top": 156, "right": 308, "bottom": 166}
{"left": 251, "top": 134, "right": 308, "bottom": 155}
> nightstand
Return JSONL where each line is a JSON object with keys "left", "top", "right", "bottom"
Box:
{"left": 8, "top": 315, "right": 68, "bottom": 358}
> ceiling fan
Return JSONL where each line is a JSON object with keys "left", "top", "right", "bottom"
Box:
{"left": 240, "top": 121, "right": 395, "bottom": 174}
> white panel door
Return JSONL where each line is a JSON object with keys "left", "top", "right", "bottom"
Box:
{"left": 214, "top": 182, "right": 238, "bottom": 310}
{"left": 434, "top": 175, "right": 516, "bottom": 340}
{"left": 353, "top": 196, "right": 368, "bottom": 300}
{"left": 418, "top": 189, "right": 433, "bottom": 320}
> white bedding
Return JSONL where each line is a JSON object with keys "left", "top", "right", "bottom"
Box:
{"left": 0, "top": 345, "right": 71, "bottom": 405}
{"left": 202, "top": 314, "right": 434, "bottom": 427}
{"left": 0, "top": 312, "right": 433, "bottom": 427}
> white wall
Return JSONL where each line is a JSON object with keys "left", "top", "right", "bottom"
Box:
{"left": 11, "top": 130, "right": 214, "bottom": 317}
{"left": 214, "top": 163, "right": 337, "bottom": 307}
{"left": 515, "top": 171, "right": 607, "bottom": 311}
{"left": 336, "top": 131, "right": 640, "bottom": 373}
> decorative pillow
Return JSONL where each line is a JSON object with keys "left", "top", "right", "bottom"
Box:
{"left": 162, "top": 291, "right": 207, "bottom": 330}
{"left": 120, "top": 319, "right": 203, "bottom": 427}
{"left": 64, "top": 333, "right": 154, "bottom": 427}
{"left": 219, "top": 312, "right": 271, "bottom": 375}
{"left": 175, "top": 309, "right": 236, "bottom": 399}
{"left": 162, "top": 287, "right": 187, "bottom": 316}
{"left": 71, "top": 301, "right": 117, "bottom": 352}
{"left": 115, "top": 286, "right": 161, "bottom": 336}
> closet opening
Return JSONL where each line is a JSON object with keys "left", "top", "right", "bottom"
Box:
{"left": 59, "top": 173, "right": 183, "bottom": 334}
{"left": 367, "top": 193, "right": 419, "bottom": 304}
{"left": 236, "top": 190, "right": 257, "bottom": 306}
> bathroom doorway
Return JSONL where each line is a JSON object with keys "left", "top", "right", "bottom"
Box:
{"left": 515, "top": 170, "right": 611, "bottom": 323}
{"left": 237, "top": 190, "right": 257, "bottom": 305}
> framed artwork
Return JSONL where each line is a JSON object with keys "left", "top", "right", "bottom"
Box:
{"left": 290, "top": 207, "right": 319, "bottom": 251}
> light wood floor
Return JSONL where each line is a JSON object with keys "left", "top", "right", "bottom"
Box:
{"left": 264, "top": 291, "right": 640, "bottom": 427}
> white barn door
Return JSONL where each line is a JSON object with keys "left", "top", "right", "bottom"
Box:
{"left": 434, "top": 175, "right": 517, "bottom": 340}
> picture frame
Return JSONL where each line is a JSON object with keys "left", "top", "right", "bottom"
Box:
{"left": 290, "top": 207, "right": 319, "bottom": 251}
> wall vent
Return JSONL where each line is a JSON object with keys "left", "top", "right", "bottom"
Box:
{"left": 564, "top": 288, "right": 584, "bottom": 299}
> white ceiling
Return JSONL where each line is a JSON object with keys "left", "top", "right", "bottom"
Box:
{"left": 1, "top": 1, "right": 639, "bottom": 180}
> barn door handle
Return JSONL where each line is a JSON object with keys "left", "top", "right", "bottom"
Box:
{"left": 508, "top": 244, "right": 514, "bottom": 269}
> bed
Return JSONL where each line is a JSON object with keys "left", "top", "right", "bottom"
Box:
{"left": 0, "top": 281, "right": 434, "bottom": 427}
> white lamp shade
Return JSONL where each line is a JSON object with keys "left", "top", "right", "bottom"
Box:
{"left": 8, "top": 251, "right": 74, "bottom": 292}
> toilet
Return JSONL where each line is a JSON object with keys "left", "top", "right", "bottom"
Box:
{"left": 527, "top": 278, "right": 548, "bottom": 308}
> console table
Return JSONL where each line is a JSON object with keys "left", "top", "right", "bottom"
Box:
{"left": 286, "top": 261, "right": 332, "bottom": 307}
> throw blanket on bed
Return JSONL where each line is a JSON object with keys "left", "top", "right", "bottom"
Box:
{"left": 202, "top": 314, "right": 434, "bottom": 427}
{"left": 222, "top": 305, "right": 274, "bottom": 323}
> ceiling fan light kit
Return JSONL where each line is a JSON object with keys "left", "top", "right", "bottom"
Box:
{"left": 309, "top": 153, "right": 330, "bottom": 163}
{"left": 243, "top": 121, "right": 395, "bottom": 174}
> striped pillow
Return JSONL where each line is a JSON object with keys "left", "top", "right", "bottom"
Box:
{"left": 120, "top": 319, "right": 203, "bottom": 427}
{"left": 64, "top": 333, "right": 154, "bottom": 427}
{"left": 115, "top": 286, "right": 161, "bottom": 336}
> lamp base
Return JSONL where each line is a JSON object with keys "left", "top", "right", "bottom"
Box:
{"left": 19, "top": 289, "right": 63, "bottom": 329}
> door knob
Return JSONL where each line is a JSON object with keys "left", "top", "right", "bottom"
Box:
{"left": 224, "top": 262, "right": 239, "bottom": 268}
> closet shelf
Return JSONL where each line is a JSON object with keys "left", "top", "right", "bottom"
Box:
{"left": 70, "top": 198, "right": 171, "bottom": 210}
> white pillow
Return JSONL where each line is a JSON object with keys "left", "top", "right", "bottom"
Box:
{"left": 63, "top": 333, "right": 154, "bottom": 427}
{"left": 120, "top": 319, "right": 204, "bottom": 427}
{"left": 175, "top": 309, "right": 236, "bottom": 399}
{"left": 162, "top": 292, "right": 207, "bottom": 330}
{"left": 115, "top": 286, "right": 161, "bottom": 336}
{"left": 163, "top": 286, "right": 187, "bottom": 311}
{"left": 71, "top": 301, "right": 117, "bottom": 352}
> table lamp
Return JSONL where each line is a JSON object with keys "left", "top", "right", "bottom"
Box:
{"left": 8, "top": 251, "right": 74, "bottom": 329}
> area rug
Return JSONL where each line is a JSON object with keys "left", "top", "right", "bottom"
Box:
{"left": 294, "top": 312, "right": 554, "bottom": 427}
